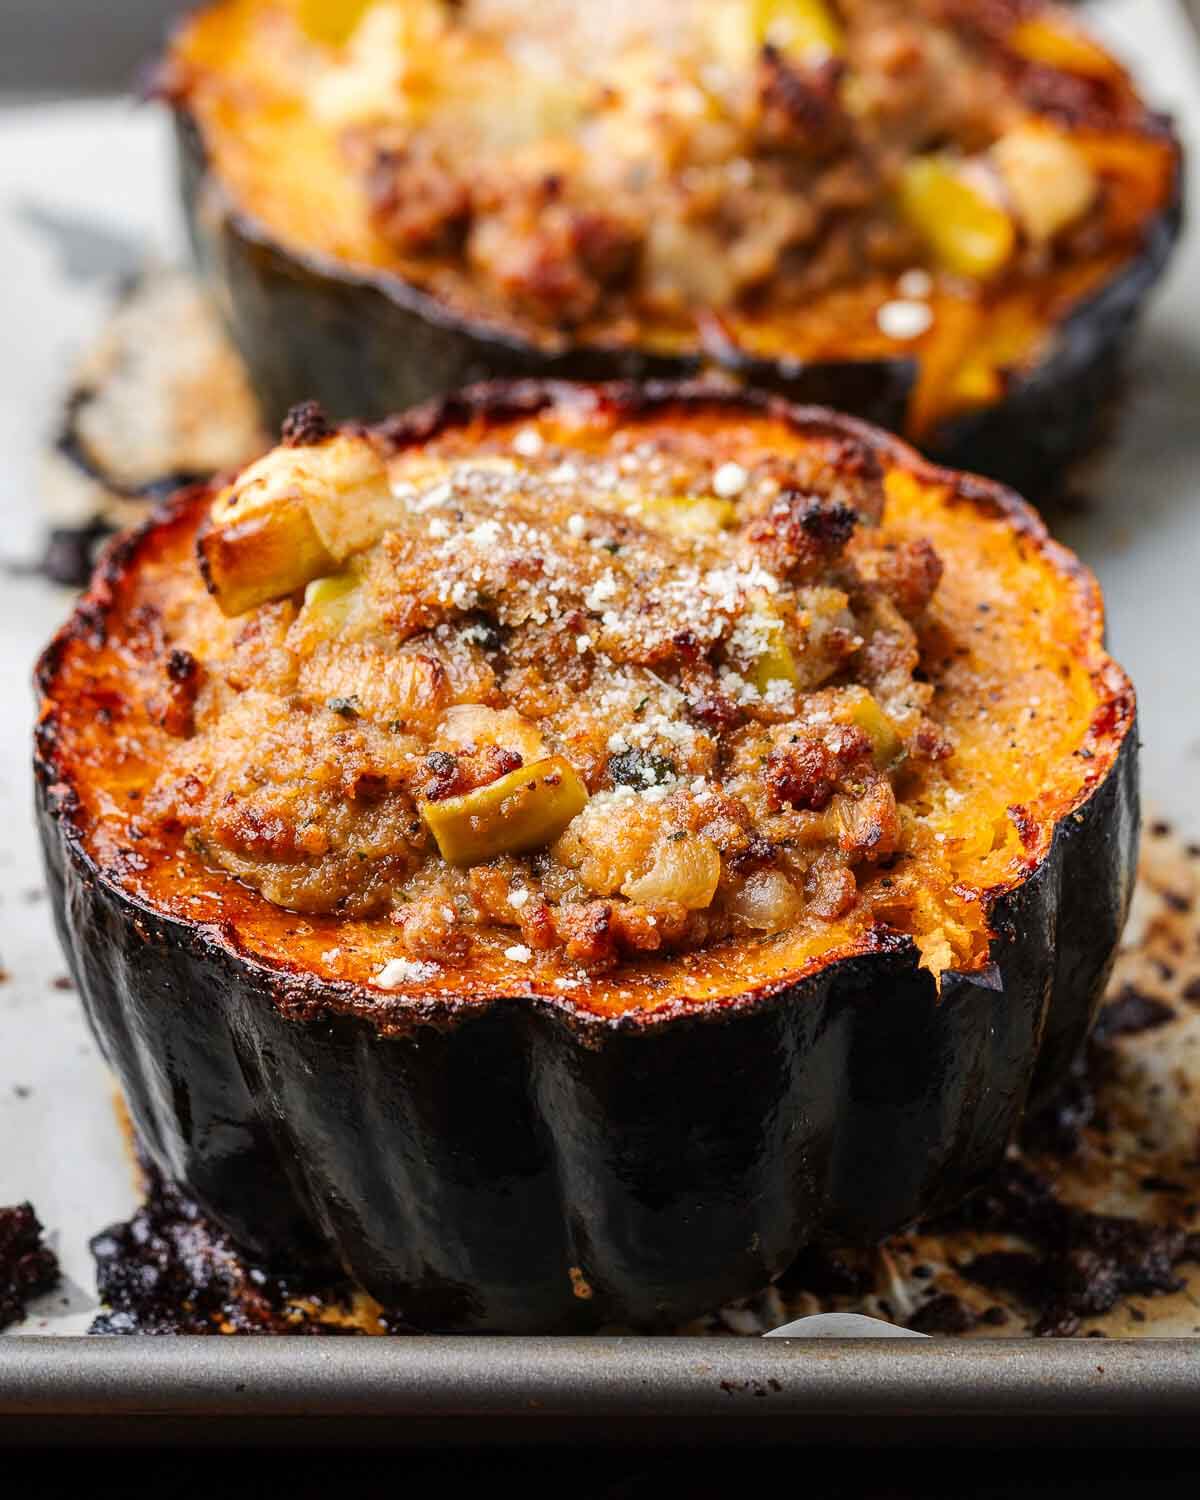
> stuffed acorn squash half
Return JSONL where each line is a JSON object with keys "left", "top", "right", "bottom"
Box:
{"left": 165, "top": 0, "right": 1180, "bottom": 493}
{"left": 36, "top": 382, "right": 1136, "bottom": 1332}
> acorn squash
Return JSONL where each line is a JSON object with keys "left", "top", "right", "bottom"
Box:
{"left": 164, "top": 0, "right": 1180, "bottom": 494}
{"left": 35, "top": 381, "right": 1137, "bottom": 1331}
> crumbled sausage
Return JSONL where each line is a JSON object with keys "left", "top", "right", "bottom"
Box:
{"left": 857, "top": 538, "right": 944, "bottom": 619}
{"left": 367, "top": 139, "right": 471, "bottom": 255}
{"left": 417, "top": 745, "right": 524, "bottom": 803}
{"left": 764, "top": 726, "right": 872, "bottom": 811}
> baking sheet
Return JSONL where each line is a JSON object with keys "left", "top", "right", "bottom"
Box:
{"left": 4, "top": 1337, "right": 1200, "bottom": 1448}
{"left": 0, "top": 0, "right": 1199, "bottom": 1417}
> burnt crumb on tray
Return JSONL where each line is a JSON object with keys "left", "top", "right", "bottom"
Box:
{"left": 0, "top": 1203, "right": 61, "bottom": 1331}
{"left": 910, "top": 962, "right": 1200, "bottom": 1335}
{"left": 1094, "top": 985, "right": 1176, "bottom": 1041}
{"left": 905, "top": 1293, "right": 978, "bottom": 1335}
{"left": 88, "top": 1164, "right": 363, "bottom": 1336}
{"left": 931, "top": 1160, "right": 1200, "bottom": 1338}
{"left": 1019, "top": 1053, "right": 1104, "bottom": 1159}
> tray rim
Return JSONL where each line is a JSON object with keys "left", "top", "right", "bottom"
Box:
{"left": 2, "top": 1336, "right": 1199, "bottom": 1447}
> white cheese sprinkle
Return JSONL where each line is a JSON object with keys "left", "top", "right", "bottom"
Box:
{"left": 897, "top": 268, "right": 934, "bottom": 299}
{"left": 712, "top": 461, "right": 749, "bottom": 498}
{"left": 321, "top": 948, "right": 342, "bottom": 964}
{"left": 513, "top": 428, "right": 544, "bottom": 458}
{"left": 575, "top": 634, "right": 592, "bottom": 654}
{"left": 449, "top": 580, "right": 475, "bottom": 611}
{"left": 584, "top": 572, "right": 618, "bottom": 609}
{"left": 504, "top": 944, "right": 533, "bottom": 963}
{"left": 428, "top": 517, "right": 450, "bottom": 539}
{"left": 877, "top": 299, "right": 934, "bottom": 341}
{"left": 507, "top": 888, "right": 531, "bottom": 909}
{"left": 409, "top": 481, "right": 452, "bottom": 513}
{"left": 466, "top": 519, "right": 502, "bottom": 547}
{"left": 374, "top": 958, "right": 441, "bottom": 989}
{"left": 566, "top": 513, "right": 587, "bottom": 538}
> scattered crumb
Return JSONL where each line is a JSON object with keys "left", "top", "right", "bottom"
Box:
{"left": 88, "top": 1165, "right": 363, "bottom": 1336}
{"left": 0, "top": 1203, "right": 60, "bottom": 1332}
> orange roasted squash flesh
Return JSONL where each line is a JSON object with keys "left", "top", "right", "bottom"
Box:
{"left": 37, "top": 386, "right": 1131, "bottom": 1019}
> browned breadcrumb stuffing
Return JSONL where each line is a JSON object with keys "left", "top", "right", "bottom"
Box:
{"left": 64, "top": 387, "right": 1113, "bottom": 1010}
{"left": 281, "top": 398, "right": 334, "bottom": 448}
{"left": 147, "top": 415, "right": 945, "bottom": 973}
{"left": 323, "top": 0, "right": 1139, "bottom": 329}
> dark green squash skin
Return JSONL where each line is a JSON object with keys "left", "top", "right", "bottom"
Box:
{"left": 175, "top": 107, "right": 1180, "bottom": 496}
{"left": 34, "top": 385, "right": 1138, "bottom": 1333}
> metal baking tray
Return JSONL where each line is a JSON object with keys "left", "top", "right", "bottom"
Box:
{"left": 4, "top": 1338, "right": 1200, "bottom": 1447}
{"left": 2, "top": 0, "right": 1200, "bottom": 1446}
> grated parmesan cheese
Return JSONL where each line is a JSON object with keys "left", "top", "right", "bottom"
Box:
{"left": 374, "top": 958, "right": 441, "bottom": 989}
